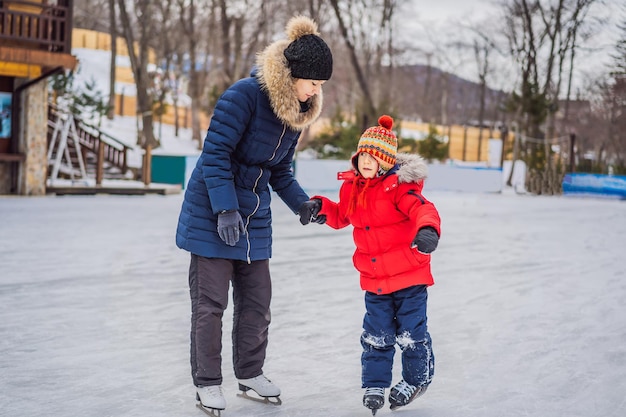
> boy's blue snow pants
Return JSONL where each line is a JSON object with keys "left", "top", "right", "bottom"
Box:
{"left": 361, "top": 284, "right": 434, "bottom": 389}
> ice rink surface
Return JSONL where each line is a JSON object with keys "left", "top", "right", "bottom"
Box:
{"left": 1, "top": 190, "right": 624, "bottom": 417}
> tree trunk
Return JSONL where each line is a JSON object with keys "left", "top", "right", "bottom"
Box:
{"left": 116, "top": 0, "right": 158, "bottom": 148}
{"left": 107, "top": 0, "right": 117, "bottom": 120}
{"left": 329, "top": 0, "right": 377, "bottom": 127}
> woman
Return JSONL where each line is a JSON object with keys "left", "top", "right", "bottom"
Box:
{"left": 175, "top": 15, "right": 333, "bottom": 414}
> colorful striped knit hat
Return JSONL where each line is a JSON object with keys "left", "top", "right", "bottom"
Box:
{"left": 354, "top": 115, "right": 397, "bottom": 171}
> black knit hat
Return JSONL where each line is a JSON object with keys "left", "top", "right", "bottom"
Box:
{"left": 283, "top": 16, "right": 333, "bottom": 81}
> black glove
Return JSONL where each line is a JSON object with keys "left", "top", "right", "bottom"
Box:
{"left": 412, "top": 226, "right": 439, "bottom": 254}
{"left": 217, "top": 210, "right": 245, "bottom": 246}
{"left": 298, "top": 199, "right": 326, "bottom": 225}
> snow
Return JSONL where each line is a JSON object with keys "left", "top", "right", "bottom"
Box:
{"left": 1, "top": 190, "right": 625, "bottom": 417}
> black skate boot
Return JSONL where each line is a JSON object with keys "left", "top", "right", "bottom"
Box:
{"left": 388, "top": 380, "right": 427, "bottom": 410}
{"left": 363, "top": 387, "right": 385, "bottom": 415}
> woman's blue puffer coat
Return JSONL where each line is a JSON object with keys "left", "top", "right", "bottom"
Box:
{"left": 176, "top": 37, "right": 325, "bottom": 262}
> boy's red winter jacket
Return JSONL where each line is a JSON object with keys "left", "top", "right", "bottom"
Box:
{"left": 314, "top": 153, "right": 441, "bottom": 295}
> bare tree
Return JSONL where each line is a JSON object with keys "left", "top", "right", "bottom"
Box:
{"left": 116, "top": 0, "right": 158, "bottom": 149}
{"left": 328, "top": 0, "right": 397, "bottom": 129}
{"left": 74, "top": 0, "right": 110, "bottom": 31}
{"left": 470, "top": 29, "right": 501, "bottom": 160}
{"left": 216, "top": 1, "right": 269, "bottom": 90}
{"left": 151, "top": 0, "right": 177, "bottom": 138}
{"left": 561, "top": 0, "right": 598, "bottom": 132}
{"left": 156, "top": 0, "right": 181, "bottom": 136}
{"left": 175, "top": 0, "right": 272, "bottom": 147}
{"left": 588, "top": 12, "right": 626, "bottom": 173}
{"left": 411, "top": 19, "right": 482, "bottom": 127}
{"left": 107, "top": 0, "right": 117, "bottom": 120}
{"left": 502, "top": 0, "right": 600, "bottom": 193}
{"left": 177, "top": 0, "right": 206, "bottom": 145}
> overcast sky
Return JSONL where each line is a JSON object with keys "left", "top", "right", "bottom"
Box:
{"left": 401, "top": 0, "right": 623, "bottom": 91}
{"left": 413, "top": 0, "right": 497, "bottom": 23}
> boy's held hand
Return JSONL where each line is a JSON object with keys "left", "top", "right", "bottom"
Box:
{"left": 298, "top": 199, "right": 325, "bottom": 225}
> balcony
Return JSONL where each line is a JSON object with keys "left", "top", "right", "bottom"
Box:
{"left": 0, "top": 0, "right": 76, "bottom": 70}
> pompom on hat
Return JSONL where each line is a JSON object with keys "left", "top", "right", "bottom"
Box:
{"left": 283, "top": 16, "right": 333, "bottom": 81}
{"left": 354, "top": 115, "right": 398, "bottom": 172}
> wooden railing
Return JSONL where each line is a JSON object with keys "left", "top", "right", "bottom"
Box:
{"left": 0, "top": 0, "right": 73, "bottom": 53}
{"left": 48, "top": 104, "right": 133, "bottom": 184}
{"left": 75, "top": 120, "right": 130, "bottom": 173}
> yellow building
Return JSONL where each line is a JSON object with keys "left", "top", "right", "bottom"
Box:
{"left": 399, "top": 120, "right": 511, "bottom": 164}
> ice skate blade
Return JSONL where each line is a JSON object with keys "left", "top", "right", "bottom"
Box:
{"left": 365, "top": 404, "right": 383, "bottom": 415}
{"left": 196, "top": 403, "right": 222, "bottom": 417}
{"left": 237, "top": 390, "right": 282, "bottom": 405}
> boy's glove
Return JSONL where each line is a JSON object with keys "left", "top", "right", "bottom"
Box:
{"left": 298, "top": 199, "right": 326, "bottom": 225}
{"left": 411, "top": 226, "right": 439, "bottom": 254}
{"left": 217, "top": 210, "right": 245, "bottom": 246}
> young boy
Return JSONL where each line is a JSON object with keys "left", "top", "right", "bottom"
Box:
{"left": 299, "top": 115, "right": 441, "bottom": 414}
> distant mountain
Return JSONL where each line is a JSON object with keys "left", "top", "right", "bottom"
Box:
{"left": 322, "top": 63, "right": 508, "bottom": 128}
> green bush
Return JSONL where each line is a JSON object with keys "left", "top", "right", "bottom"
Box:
{"left": 306, "top": 109, "right": 361, "bottom": 159}
{"left": 417, "top": 124, "right": 449, "bottom": 162}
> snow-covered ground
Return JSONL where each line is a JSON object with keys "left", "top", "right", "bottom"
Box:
{"left": 1, "top": 190, "right": 624, "bottom": 417}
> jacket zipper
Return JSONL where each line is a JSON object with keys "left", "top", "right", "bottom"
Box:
{"left": 245, "top": 170, "right": 262, "bottom": 264}
{"left": 244, "top": 126, "right": 286, "bottom": 263}
{"left": 268, "top": 125, "right": 286, "bottom": 161}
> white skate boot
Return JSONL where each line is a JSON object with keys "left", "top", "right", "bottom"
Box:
{"left": 237, "top": 374, "right": 281, "bottom": 405}
{"left": 196, "top": 385, "right": 226, "bottom": 416}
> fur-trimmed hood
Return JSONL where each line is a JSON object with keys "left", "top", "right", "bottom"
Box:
{"left": 254, "top": 24, "right": 324, "bottom": 131}
{"left": 395, "top": 152, "right": 429, "bottom": 184}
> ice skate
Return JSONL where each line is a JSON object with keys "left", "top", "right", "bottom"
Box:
{"left": 363, "top": 387, "right": 385, "bottom": 415}
{"left": 388, "top": 380, "right": 427, "bottom": 410}
{"left": 196, "top": 385, "right": 226, "bottom": 416}
{"left": 237, "top": 374, "right": 282, "bottom": 405}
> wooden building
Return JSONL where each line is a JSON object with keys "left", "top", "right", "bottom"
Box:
{"left": 0, "top": 0, "right": 77, "bottom": 195}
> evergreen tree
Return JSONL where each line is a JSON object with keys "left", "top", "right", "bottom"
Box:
{"left": 73, "top": 77, "right": 112, "bottom": 128}
{"left": 307, "top": 108, "right": 362, "bottom": 159}
{"left": 417, "top": 125, "right": 449, "bottom": 163}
